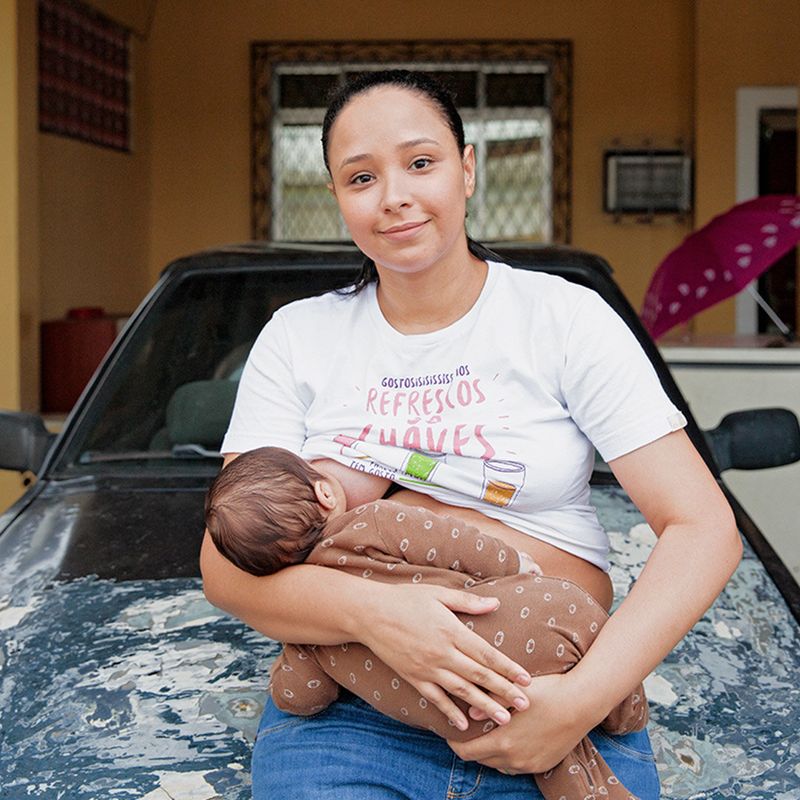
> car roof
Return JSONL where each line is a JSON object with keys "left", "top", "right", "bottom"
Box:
{"left": 160, "top": 241, "right": 614, "bottom": 280}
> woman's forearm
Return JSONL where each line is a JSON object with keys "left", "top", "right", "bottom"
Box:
{"left": 200, "top": 530, "right": 369, "bottom": 644}
{"left": 448, "top": 510, "right": 741, "bottom": 773}
{"left": 201, "top": 528, "right": 537, "bottom": 728}
{"left": 568, "top": 513, "right": 742, "bottom": 727}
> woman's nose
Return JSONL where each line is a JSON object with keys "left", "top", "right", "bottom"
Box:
{"left": 381, "top": 171, "right": 412, "bottom": 213}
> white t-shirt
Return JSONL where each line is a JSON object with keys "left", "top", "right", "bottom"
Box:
{"left": 222, "top": 261, "right": 686, "bottom": 571}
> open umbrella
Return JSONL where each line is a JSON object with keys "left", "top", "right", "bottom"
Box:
{"left": 641, "top": 195, "right": 800, "bottom": 340}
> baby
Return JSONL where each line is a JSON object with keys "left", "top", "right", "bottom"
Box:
{"left": 205, "top": 446, "right": 649, "bottom": 800}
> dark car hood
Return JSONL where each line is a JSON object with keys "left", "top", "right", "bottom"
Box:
{"left": 0, "top": 475, "right": 209, "bottom": 597}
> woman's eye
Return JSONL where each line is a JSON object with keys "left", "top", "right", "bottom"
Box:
{"left": 350, "top": 173, "right": 373, "bottom": 185}
{"left": 410, "top": 158, "right": 432, "bottom": 170}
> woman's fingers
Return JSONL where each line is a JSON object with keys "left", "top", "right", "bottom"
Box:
{"left": 415, "top": 681, "right": 470, "bottom": 731}
{"left": 416, "top": 668, "right": 515, "bottom": 729}
{"left": 434, "top": 668, "right": 516, "bottom": 725}
{"left": 467, "top": 692, "right": 505, "bottom": 720}
{"left": 438, "top": 588, "right": 532, "bottom": 689}
{"left": 359, "top": 583, "right": 530, "bottom": 723}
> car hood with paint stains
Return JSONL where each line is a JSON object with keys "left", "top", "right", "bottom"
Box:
{"left": 2, "top": 483, "right": 799, "bottom": 799}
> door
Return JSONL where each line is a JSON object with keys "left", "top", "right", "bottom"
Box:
{"left": 757, "top": 108, "right": 798, "bottom": 335}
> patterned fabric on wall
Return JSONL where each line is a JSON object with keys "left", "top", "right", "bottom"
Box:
{"left": 38, "top": 0, "right": 131, "bottom": 151}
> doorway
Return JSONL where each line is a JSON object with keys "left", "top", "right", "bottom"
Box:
{"left": 735, "top": 86, "right": 799, "bottom": 335}
{"left": 757, "top": 108, "right": 798, "bottom": 335}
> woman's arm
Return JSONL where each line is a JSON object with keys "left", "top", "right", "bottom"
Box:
{"left": 201, "top": 456, "right": 534, "bottom": 729}
{"left": 201, "top": 532, "right": 534, "bottom": 727}
{"left": 448, "top": 430, "right": 742, "bottom": 772}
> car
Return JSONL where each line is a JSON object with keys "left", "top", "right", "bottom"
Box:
{"left": 1, "top": 243, "right": 799, "bottom": 799}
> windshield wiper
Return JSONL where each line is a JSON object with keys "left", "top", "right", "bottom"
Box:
{"left": 79, "top": 444, "right": 222, "bottom": 463}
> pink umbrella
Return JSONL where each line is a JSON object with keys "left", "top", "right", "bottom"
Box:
{"left": 641, "top": 195, "right": 800, "bottom": 340}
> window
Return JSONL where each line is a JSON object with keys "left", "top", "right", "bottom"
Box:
{"left": 251, "top": 42, "right": 572, "bottom": 244}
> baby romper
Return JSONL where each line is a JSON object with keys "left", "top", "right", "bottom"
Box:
{"left": 270, "top": 500, "right": 648, "bottom": 800}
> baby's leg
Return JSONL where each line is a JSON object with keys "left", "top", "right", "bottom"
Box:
{"left": 538, "top": 737, "right": 643, "bottom": 800}
{"left": 269, "top": 644, "right": 340, "bottom": 715}
{"left": 309, "top": 640, "right": 479, "bottom": 739}
{"left": 462, "top": 575, "right": 648, "bottom": 800}
{"left": 461, "top": 575, "right": 647, "bottom": 733}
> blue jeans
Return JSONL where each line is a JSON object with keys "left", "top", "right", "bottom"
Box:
{"left": 252, "top": 691, "right": 661, "bottom": 799}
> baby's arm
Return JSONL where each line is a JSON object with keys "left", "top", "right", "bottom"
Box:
{"left": 372, "top": 502, "right": 532, "bottom": 579}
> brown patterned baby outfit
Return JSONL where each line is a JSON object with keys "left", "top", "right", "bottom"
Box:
{"left": 270, "top": 500, "right": 648, "bottom": 800}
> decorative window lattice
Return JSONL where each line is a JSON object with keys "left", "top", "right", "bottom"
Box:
{"left": 251, "top": 42, "right": 571, "bottom": 244}
{"left": 38, "top": 0, "right": 131, "bottom": 151}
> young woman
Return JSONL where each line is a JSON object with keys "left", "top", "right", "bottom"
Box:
{"left": 200, "top": 71, "right": 742, "bottom": 799}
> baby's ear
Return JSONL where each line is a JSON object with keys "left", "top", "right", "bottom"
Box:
{"left": 313, "top": 479, "right": 338, "bottom": 510}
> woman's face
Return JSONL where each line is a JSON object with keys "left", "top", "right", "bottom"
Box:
{"left": 326, "top": 86, "right": 476, "bottom": 276}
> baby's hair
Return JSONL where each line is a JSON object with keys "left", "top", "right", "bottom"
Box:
{"left": 205, "top": 447, "right": 328, "bottom": 576}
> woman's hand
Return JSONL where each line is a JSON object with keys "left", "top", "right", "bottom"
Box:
{"left": 447, "top": 672, "right": 598, "bottom": 773}
{"left": 354, "top": 581, "right": 532, "bottom": 731}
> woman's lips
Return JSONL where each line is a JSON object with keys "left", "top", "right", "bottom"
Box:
{"left": 379, "top": 220, "right": 428, "bottom": 239}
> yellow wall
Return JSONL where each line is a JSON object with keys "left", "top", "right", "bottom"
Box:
{"left": 38, "top": 35, "right": 151, "bottom": 322}
{"left": 1, "top": 0, "right": 27, "bottom": 507}
{"left": 90, "top": 0, "right": 155, "bottom": 37}
{"left": 692, "top": 0, "right": 800, "bottom": 334}
{"left": 18, "top": 0, "right": 39, "bottom": 412}
{"left": 146, "top": 0, "right": 696, "bottom": 310}
{"left": 1, "top": 0, "right": 21, "bottom": 416}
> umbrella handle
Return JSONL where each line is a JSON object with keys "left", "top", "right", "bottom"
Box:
{"left": 744, "top": 283, "right": 795, "bottom": 341}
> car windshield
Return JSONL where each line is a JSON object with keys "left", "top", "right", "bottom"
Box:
{"left": 52, "top": 265, "right": 355, "bottom": 476}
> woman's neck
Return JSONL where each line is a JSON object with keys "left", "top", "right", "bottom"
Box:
{"left": 375, "top": 251, "right": 489, "bottom": 335}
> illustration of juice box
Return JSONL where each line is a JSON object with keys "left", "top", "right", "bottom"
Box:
{"left": 334, "top": 436, "right": 453, "bottom": 487}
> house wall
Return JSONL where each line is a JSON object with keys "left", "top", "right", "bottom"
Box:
{"left": 3, "top": 0, "right": 798, "bottom": 512}
{"left": 37, "top": 35, "right": 151, "bottom": 322}
{"left": 145, "top": 0, "right": 696, "bottom": 310}
{"left": 1, "top": 0, "right": 24, "bottom": 506}
{"left": 35, "top": 0, "right": 800, "bottom": 349}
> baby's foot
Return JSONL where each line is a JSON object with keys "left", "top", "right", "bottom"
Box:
{"left": 517, "top": 551, "right": 543, "bottom": 576}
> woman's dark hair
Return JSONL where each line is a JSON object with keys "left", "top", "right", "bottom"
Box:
{"left": 322, "top": 70, "right": 465, "bottom": 173}
{"left": 322, "top": 69, "right": 498, "bottom": 293}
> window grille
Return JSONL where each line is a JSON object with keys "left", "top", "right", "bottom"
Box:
{"left": 252, "top": 42, "right": 572, "bottom": 244}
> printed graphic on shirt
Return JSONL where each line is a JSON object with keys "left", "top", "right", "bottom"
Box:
{"left": 333, "top": 363, "right": 527, "bottom": 509}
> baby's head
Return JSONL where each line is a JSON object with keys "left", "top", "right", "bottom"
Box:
{"left": 204, "top": 447, "right": 345, "bottom": 576}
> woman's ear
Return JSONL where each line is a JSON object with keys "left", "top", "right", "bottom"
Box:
{"left": 462, "top": 144, "right": 476, "bottom": 199}
{"left": 313, "top": 479, "right": 338, "bottom": 510}
{"left": 326, "top": 181, "right": 336, "bottom": 197}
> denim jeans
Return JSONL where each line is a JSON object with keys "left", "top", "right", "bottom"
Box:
{"left": 251, "top": 691, "right": 661, "bottom": 799}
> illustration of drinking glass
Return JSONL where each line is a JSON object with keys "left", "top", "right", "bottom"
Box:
{"left": 481, "top": 460, "right": 526, "bottom": 507}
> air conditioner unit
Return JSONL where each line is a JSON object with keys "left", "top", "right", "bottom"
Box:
{"left": 604, "top": 150, "right": 692, "bottom": 214}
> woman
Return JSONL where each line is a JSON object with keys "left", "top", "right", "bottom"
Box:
{"left": 201, "top": 70, "right": 742, "bottom": 798}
